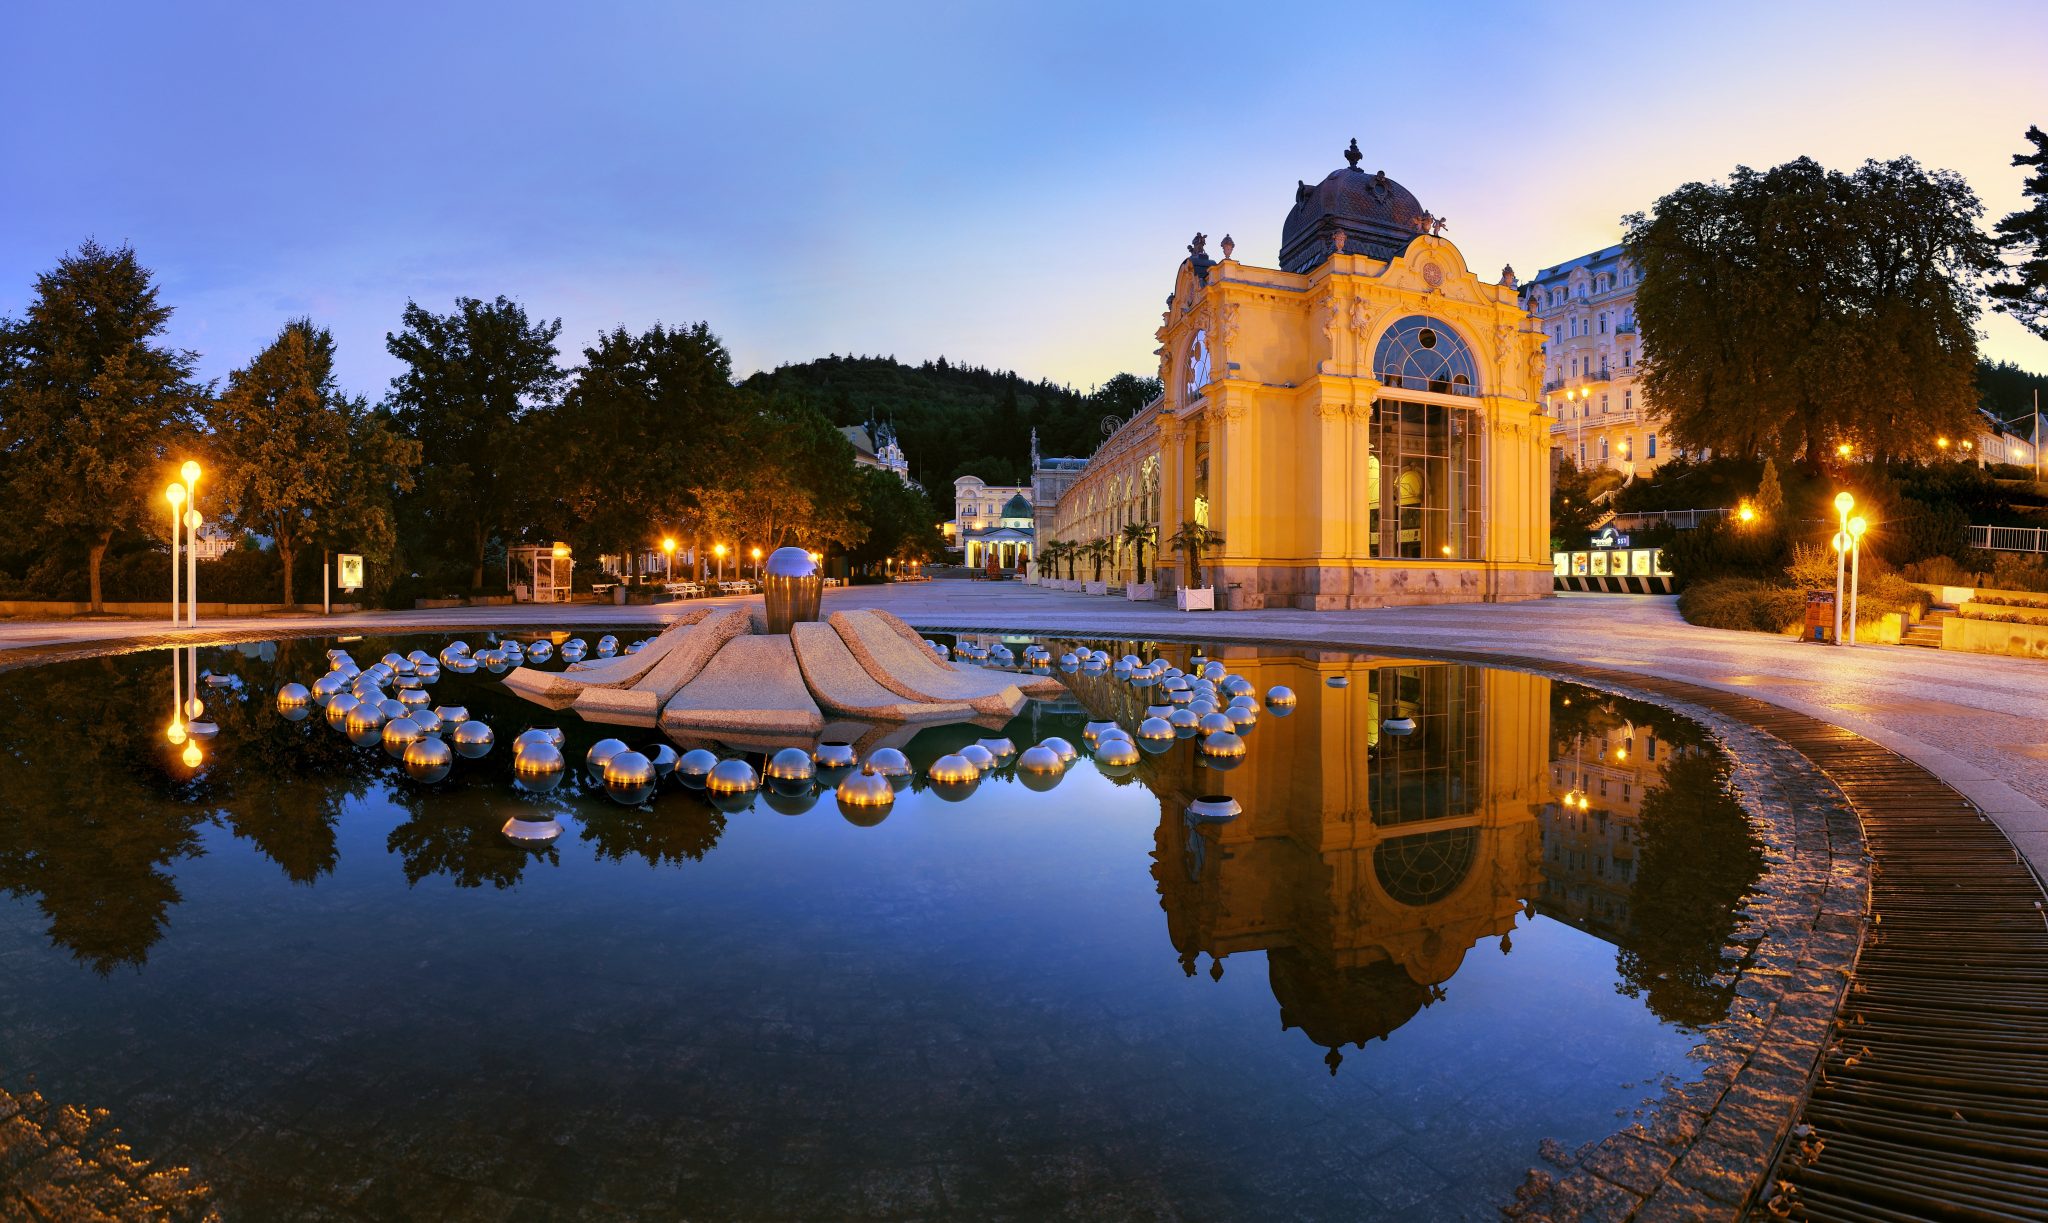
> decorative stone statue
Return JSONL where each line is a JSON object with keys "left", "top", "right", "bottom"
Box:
{"left": 1500, "top": 263, "right": 1518, "bottom": 288}
{"left": 1188, "top": 232, "right": 1214, "bottom": 285}
{"left": 1220, "top": 234, "right": 1235, "bottom": 260}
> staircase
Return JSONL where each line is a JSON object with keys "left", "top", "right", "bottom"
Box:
{"left": 1901, "top": 605, "right": 1954, "bottom": 649}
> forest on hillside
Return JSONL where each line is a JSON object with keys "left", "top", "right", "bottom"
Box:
{"left": 743, "top": 355, "right": 1160, "bottom": 489}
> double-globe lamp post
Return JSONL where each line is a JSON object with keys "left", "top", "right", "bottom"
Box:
{"left": 164, "top": 460, "right": 202, "bottom": 625}
{"left": 1830, "top": 491, "right": 1869, "bottom": 647}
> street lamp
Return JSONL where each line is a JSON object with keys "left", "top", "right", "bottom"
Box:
{"left": 751, "top": 546, "right": 763, "bottom": 581}
{"left": 181, "top": 461, "right": 201, "bottom": 625}
{"left": 1831, "top": 491, "right": 1855, "bottom": 646}
{"left": 661, "top": 536, "right": 676, "bottom": 582}
{"left": 714, "top": 543, "right": 726, "bottom": 583}
{"left": 165, "top": 483, "right": 186, "bottom": 625}
{"left": 1736, "top": 499, "right": 1756, "bottom": 526}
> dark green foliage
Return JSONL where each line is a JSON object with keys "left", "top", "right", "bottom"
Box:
{"left": 1989, "top": 126, "right": 2048, "bottom": 340}
{"left": 847, "top": 465, "right": 944, "bottom": 570}
{"left": 1550, "top": 458, "right": 1606, "bottom": 547}
{"left": 742, "top": 355, "right": 1159, "bottom": 487}
{"left": 1676, "top": 578, "right": 1806, "bottom": 634}
{"left": 385, "top": 296, "right": 568, "bottom": 590}
{"left": 1977, "top": 358, "right": 2048, "bottom": 427}
{"left": 1625, "top": 156, "right": 1994, "bottom": 466}
{"left": 0, "top": 241, "right": 206, "bottom": 610}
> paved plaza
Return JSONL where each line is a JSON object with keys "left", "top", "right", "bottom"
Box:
{"left": 4, "top": 585, "right": 2044, "bottom": 879}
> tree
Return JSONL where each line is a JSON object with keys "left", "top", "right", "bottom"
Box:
{"left": 1990, "top": 126, "right": 2048, "bottom": 340}
{"left": 0, "top": 242, "right": 204, "bottom": 611}
{"left": 697, "top": 393, "right": 866, "bottom": 558}
{"left": 384, "top": 296, "right": 566, "bottom": 589}
{"left": 212, "top": 320, "right": 419, "bottom": 605}
{"left": 1119, "top": 521, "right": 1156, "bottom": 582}
{"left": 1082, "top": 537, "right": 1113, "bottom": 581}
{"left": 1167, "top": 520, "right": 1224, "bottom": 588}
{"left": 848, "top": 466, "right": 943, "bottom": 570}
{"left": 1550, "top": 458, "right": 1603, "bottom": 546}
{"left": 1625, "top": 156, "right": 1994, "bottom": 469}
{"left": 1754, "top": 456, "right": 1785, "bottom": 526}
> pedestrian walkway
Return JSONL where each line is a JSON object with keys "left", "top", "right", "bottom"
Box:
{"left": 3, "top": 585, "right": 2043, "bottom": 877}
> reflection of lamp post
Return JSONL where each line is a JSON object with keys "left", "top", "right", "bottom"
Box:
{"left": 1832, "top": 491, "right": 1854, "bottom": 646}
{"left": 165, "top": 483, "right": 185, "bottom": 625}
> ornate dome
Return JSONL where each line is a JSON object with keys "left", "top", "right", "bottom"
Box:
{"left": 1000, "top": 493, "right": 1033, "bottom": 520}
{"left": 1279, "top": 139, "right": 1432, "bottom": 273}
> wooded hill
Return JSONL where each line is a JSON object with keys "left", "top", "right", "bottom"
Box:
{"left": 742, "top": 355, "right": 1159, "bottom": 490}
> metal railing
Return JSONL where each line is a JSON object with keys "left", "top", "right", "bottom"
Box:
{"left": 1968, "top": 524, "right": 2048, "bottom": 553}
{"left": 1610, "top": 508, "right": 1730, "bottom": 531}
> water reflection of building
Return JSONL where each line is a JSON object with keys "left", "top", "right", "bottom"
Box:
{"left": 1539, "top": 705, "right": 1697, "bottom": 937}
{"left": 1118, "top": 652, "right": 1550, "bottom": 1070}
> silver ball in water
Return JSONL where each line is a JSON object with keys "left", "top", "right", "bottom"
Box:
{"left": 501, "top": 815, "right": 563, "bottom": 847}
{"left": 445, "top": 655, "right": 479, "bottom": 675}
{"left": 762, "top": 787, "right": 820, "bottom": 817}
{"left": 398, "top": 688, "right": 431, "bottom": 710}
{"left": 586, "top": 738, "right": 629, "bottom": 778}
{"left": 812, "top": 741, "right": 858, "bottom": 770}
{"left": 1094, "top": 736, "right": 1141, "bottom": 774}
{"left": 324, "top": 691, "right": 362, "bottom": 729}
{"left": 514, "top": 727, "right": 565, "bottom": 757}
{"left": 512, "top": 741, "right": 566, "bottom": 793}
{"left": 404, "top": 736, "right": 454, "bottom": 784}
{"left": 977, "top": 736, "right": 1016, "bottom": 762}
{"left": 414, "top": 661, "right": 441, "bottom": 683}
{"left": 644, "top": 743, "right": 679, "bottom": 780}
{"left": 276, "top": 683, "right": 312, "bottom": 718}
{"left": 835, "top": 768, "right": 895, "bottom": 821}
{"left": 927, "top": 753, "right": 981, "bottom": 803}
{"left": 382, "top": 716, "right": 426, "bottom": 757}
{"left": 1186, "top": 794, "right": 1242, "bottom": 822}
{"left": 377, "top": 697, "right": 409, "bottom": 721}
{"left": 1038, "top": 736, "right": 1078, "bottom": 765}
{"left": 451, "top": 720, "right": 494, "bottom": 759}
{"left": 1016, "top": 745, "right": 1065, "bottom": 790}
{"left": 865, "top": 747, "right": 912, "bottom": 778}
{"left": 959, "top": 743, "right": 996, "bottom": 771}
{"left": 596, "top": 635, "right": 619, "bottom": 657}
{"left": 344, "top": 704, "right": 389, "bottom": 747}
{"left": 433, "top": 705, "right": 469, "bottom": 726}
{"left": 603, "top": 750, "right": 658, "bottom": 805}
{"left": 1199, "top": 730, "right": 1247, "bottom": 768}
{"left": 1168, "top": 708, "right": 1201, "bottom": 736}
{"left": 410, "top": 709, "right": 445, "bottom": 738}
{"left": 1326, "top": 676, "right": 1348, "bottom": 688}
{"left": 1199, "top": 712, "right": 1235, "bottom": 735}
{"left": 527, "top": 640, "right": 553, "bottom": 662}
{"left": 676, "top": 748, "right": 719, "bottom": 789}
{"left": 765, "top": 747, "right": 817, "bottom": 796}
{"left": 1228, "top": 704, "right": 1258, "bottom": 731}
{"left": 485, "top": 652, "right": 512, "bottom": 674}
{"left": 706, "top": 757, "right": 759, "bottom": 796}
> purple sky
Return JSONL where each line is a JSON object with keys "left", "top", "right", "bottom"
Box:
{"left": 3, "top": 0, "right": 2043, "bottom": 398}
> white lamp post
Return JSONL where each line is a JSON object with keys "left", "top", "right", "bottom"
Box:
{"left": 165, "top": 483, "right": 186, "bottom": 625}
{"left": 1831, "top": 491, "right": 1854, "bottom": 646}
{"left": 181, "top": 461, "right": 202, "bottom": 625}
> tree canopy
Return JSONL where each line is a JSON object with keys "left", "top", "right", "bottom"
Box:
{"left": 1624, "top": 155, "right": 1994, "bottom": 468}
{"left": 212, "top": 319, "right": 419, "bottom": 605}
{"left": 0, "top": 241, "right": 205, "bottom": 610}
{"left": 385, "top": 296, "right": 567, "bottom": 589}
{"left": 1989, "top": 125, "right": 2048, "bottom": 341}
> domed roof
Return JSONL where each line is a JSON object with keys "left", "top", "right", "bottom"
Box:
{"left": 1279, "top": 139, "right": 1432, "bottom": 273}
{"left": 1000, "top": 493, "right": 1033, "bottom": 520}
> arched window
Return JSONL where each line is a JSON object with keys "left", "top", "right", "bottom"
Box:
{"left": 1375, "top": 316, "right": 1477, "bottom": 397}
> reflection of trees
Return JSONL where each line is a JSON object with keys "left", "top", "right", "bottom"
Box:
{"left": 1615, "top": 750, "right": 1763, "bottom": 1027}
{"left": 0, "top": 655, "right": 207, "bottom": 973}
{"left": 1540, "top": 684, "right": 1763, "bottom": 1030}
{"left": 385, "top": 790, "right": 558, "bottom": 889}
{"left": 582, "top": 797, "right": 726, "bottom": 866}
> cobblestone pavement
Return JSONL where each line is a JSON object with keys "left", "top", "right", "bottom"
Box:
{"left": 4, "top": 586, "right": 2044, "bottom": 876}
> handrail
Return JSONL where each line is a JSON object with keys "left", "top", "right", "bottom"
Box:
{"left": 1968, "top": 524, "right": 2048, "bottom": 553}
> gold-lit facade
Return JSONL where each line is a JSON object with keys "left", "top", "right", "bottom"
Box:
{"left": 1052, "top": 145, "right": 1554, "bottom": 608}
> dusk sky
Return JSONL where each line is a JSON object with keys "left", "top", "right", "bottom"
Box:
{"left": 4, "top": 1, "right": 2043, "bottom": 398}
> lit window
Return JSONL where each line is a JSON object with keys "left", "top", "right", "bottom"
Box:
{"left": 1600, "top": 437, "right": 1609, "bottom": 460}
{"left": 1647, "top": 434, "right": 1658, "bottom": 458}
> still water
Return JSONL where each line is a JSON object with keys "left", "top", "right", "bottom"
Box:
{"left": 0, "top": 633, "right": 1763, "bottom": 1220}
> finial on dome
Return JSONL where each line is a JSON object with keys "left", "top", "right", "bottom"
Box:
{"left": 1220, "top": 234, "right": 1235, "bottom": 260}
{"left": 1343, "top": 137, "right": 1362, "bottom": 169}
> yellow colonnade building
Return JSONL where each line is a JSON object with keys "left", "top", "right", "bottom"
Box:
{"left": 1052, "top": 142, "right": 1553, "bottom": 608}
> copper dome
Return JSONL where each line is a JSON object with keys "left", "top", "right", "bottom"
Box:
{"left": 1279, "top": 139, "right": 1431, "bottom": 273}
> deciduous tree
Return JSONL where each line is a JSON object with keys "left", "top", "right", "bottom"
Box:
{"left": 384, "top": 296, "right": 566, "bottom": 589}
{"left": 0, "top": 242, "right": 204, "bottom": 611}
{"left": 1625, "top": 156, "right": 1993, "bottom": 468}
{"left": 213, "top": 320, "right": 418, "bottom": 605}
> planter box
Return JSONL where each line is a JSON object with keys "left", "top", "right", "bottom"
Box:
{"left": 1943, "top": 614, "right": 2048, "bottom": 659}
{"left": 1084, "top": 580, "right": 1108, "bottom": 595}
{"left": 1176, "top": 586, "right": 1216, "bottom": 611}
{"left": 1126, "top": 581, "right": 1156, "bottom": 601}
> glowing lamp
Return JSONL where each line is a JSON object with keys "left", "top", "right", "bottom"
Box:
{"left": 182, "top": 742, "right": 203, "bottom": 768}
{"left": 1849, "top": 516, "right": 1867, "bottom": 539}
{"left": 166, "top": 483, "right": 186, "bottom": 506}
{"left": 1737, "top": 501, "right": 1756, "bottom": 524}
{"left": 661, "top": 537, "right": 676, "bottom": 553}
{"left": 1833, "top": 492, "right": 1855, "bottom": 516}
{"left": 180, "top": 460, "right": 201, "bottom": 484}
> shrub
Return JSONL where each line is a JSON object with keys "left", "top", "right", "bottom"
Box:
{"left": 1677, "top": 578, "right": 1806, "bottom": 634}
{"left": 1988, "top": 553, "right": 2048, "bottom": 593}
{"left": 1659, "top": 518, "right": 1787, "bottom": 589}
{"left": 1901, "top": 555, "right": 1978, "bottom": 586}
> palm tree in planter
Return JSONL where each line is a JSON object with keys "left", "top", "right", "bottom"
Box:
{"left": 1119, "top": 521, "right": 1157, "bottom": 599}
{"left": 1082, "top": 538, "right": 1115, "bottom": 593}
{"left": 1167, "top": 520, "right": 1224, "bottom": 611}
{"left": 1038, "top": 540, "right": 1067, "bottom": 587}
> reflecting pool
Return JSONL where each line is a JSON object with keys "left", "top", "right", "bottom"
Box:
{"left": 0, "top": 633, "right": 1764, "bottom": 1219}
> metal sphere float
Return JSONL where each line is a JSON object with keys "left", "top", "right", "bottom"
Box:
{"left": 1038, "top": 736, "right": 1078, "bottom": 765}
{"left": 382, "top": 716, "right": 427, "bottom": 758}
{"left": 451, "top": 720, "right": 494, "bottom": 758}
{"left": 958, "top": 743, "right": 996, "bottom": 771}
{"left": 675, "top": 749, "right": 718, "bottom": 788}
{"left": 586, "top": 738, "right": 630, "bottom": 779}
{"left": 513, "top": 741, "right": 566, "bottom": 793}
{"left": 602, "top": 751, "right": 658, "bottom": 805}
{"left": 403, "top": 736, "right": 454, "bottom": 784}
{"left": 765, "top": 747, "right": 817, "bottom": 796}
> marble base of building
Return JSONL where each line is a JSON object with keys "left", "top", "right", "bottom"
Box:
{"left": 1203, "top": 563, "right": 1553, "bottom": 610}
